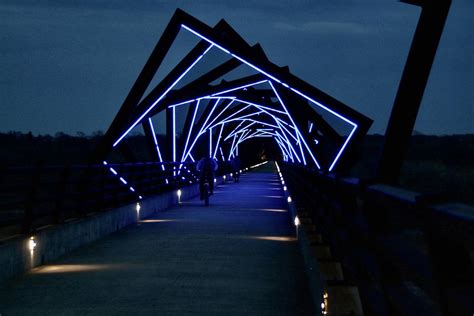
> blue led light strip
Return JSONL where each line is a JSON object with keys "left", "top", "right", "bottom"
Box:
{"left": 273, "top": 136, "right": 292, "bottom": 160}
{"left": 172, "top": 105, "right": 176, "bottom": 162}
{"left": 113, "top": 44, "right": 214, "bottom": 147}
{"left": 243, "top": 129, "right": 273, "bottom": 138}
{"left": 289, "top": 87, "right": 356, "bottom": 126}
{"left": 148, "top": 118, "right": 166, "bottom": 171}
{"left": 329, "top": 126, "right": 357, "bottom": 172}
{"left": 224, "top": 120, "right": 255, "bottom": 141}
{"left": 274, "top": 130, "right": 297, "bottom": 162}
{"left": 246, "top": 119, "right": 279, "bottom": 129}
{"left": 179, "top": 25, "right": 357, "bottom": 171}
{"left": 223, "top": 120, "right": 246, "bottom": 141}
{"left": 228, "top": 133, "right": 238, "bottom": 161}
{"left": 180, "top": 25, "right": 283, "bottom": 84}
{"left": 272, "top": 125, "right": 297, "bottom": 161}
{"left": 219, "top": 147, "right": 225, "bottom": 161}
{"left": 167, "top": 99, "right": 195, "bottom": 108}
{"left": 230, "top": 129, "right": 249, "bottom": 159}
{"left": 180, "top": 101, "right": 212, "bottom": 161}
{"left": 103, "top": 161, "right": 142, "bottom": 200}
{"left": 233, "top": 129, "right": 253, "bottom": 154}
{"left": 268, "top": 81, "right": 307, "bottom": 165}
{"left": 277, "top": 121, "right": 299, "bottom": 142}
{"left": 287, "top": 86, "right": 357, "bottom": 171}
{"left": 287, "top": 87, "right": 357, "bottom": 170}
{"left": 242, "top": 130, "right": 266, "bottom": 143}
{"left": 211, "top": 80, "right": 268, "bottom": 96}
{"left": 233, "top": 98, "right": 287, "bottom": 115}
{"left": 182, "top": 99, "right": 221, "bottom": 161}
{"left": 274, "top": 138, "right": 287, "bottom": 157}
{"left": 269, "top": 82, "right": 324, "bottom": 168}
{"left": 198, "top": 98, "right": 220, "bottom": 133}
{"left": 275, "top": 118, "right": 305, "bottom": 164}
{"left": 199, "top": 98, "right": 222, "bottom": 131}
{"left": 180, "top": 100, "right": 200, "bottom": 163}
{"left": 209, "top": 127, "right": 212, "bottom": 157}
{"left": 219, "top": 111, "right": 264, "bottom": 126}
{"left": 211, "top": 95, "right": 294, "bottom": 143}
{"left": 231, "top": 54, "right": 282, "bottom": 84}
{"left": 211, "top": 103, "right": 251, "bottom": 128}
{"left": 205, "top": 99, "right": 235, "bottom": 130}
{"left": 242, "top": 101, "right": 293, "bottom": 129}
{"left": 255, "top": 130, "right": 278, "bottom": 137}
{"left": 213, "top": 123, "right": 224, "bottom": 159}
{"left": 181, "top": 24, "right": 230, "bottom": 54}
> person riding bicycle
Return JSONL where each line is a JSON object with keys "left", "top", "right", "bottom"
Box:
{"left": 196, "top": 155, "right": 218, "bottom": 200}
{"left": 230, "top": 156, "right": 241, "bottom": 182}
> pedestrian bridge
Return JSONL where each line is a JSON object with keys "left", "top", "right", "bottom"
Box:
{"left": 1, "top": 161, "right": 472, "bottom": 315}
{"left": 0, "top": 164, "right": 317, "bottom": 314}
{"left": 2, "top": 2, "right": 472, "bottom": 315}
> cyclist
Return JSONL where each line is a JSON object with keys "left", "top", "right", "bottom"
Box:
{"left": 230, "top": 156, "right": 241, "bottom": 182}
{"left": 196, "top": 155, "right": 218, "bottom": 200}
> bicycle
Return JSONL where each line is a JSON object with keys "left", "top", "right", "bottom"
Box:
{"left": 203, "top": 181, "right": 210, "bottom": 206}
{"left": 200, "top": 178, "right": 211, "bottom": 206}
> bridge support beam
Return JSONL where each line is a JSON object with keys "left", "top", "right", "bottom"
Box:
{"left": 377, "top": 0, "right": 451, "bottom": 184}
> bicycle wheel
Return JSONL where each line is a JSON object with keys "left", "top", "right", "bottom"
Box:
{"left": 204, "top": 183, "right": 209, "bottom": 206}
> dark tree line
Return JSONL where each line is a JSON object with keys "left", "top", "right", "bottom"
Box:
{"left": 1, "top": 131, "right": 472, "bottom": 204}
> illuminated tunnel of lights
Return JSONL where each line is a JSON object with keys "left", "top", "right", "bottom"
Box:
{"left": 96, "top": 9, "right": 372, "bottom": 196}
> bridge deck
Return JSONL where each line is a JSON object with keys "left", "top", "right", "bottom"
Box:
{"left": 0, "top": 166, "right": 314, "bottom": 315}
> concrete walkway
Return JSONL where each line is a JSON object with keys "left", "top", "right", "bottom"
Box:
{"left": 0, "top": 165, "right": 314, "bottom": 315}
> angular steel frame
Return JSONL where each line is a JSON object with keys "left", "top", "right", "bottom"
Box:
{"left": 94, "top": 8, "right": 372, "bottom": 173}
{"left": 377, "top": 0, "right": 451, "bottom": 184}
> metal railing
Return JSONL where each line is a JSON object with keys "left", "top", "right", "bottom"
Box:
{"left": 280, "top": 162, "right": 473, "bottom": 316}
{"left": 0, "top": 161, "right": 232, "bottom": 237}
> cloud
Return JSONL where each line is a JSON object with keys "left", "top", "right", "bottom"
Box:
{"left": 273, "top": 21, "right": 368, "bottom": 35}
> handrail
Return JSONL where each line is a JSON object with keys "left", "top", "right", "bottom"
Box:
{"left": 0, "top": 160, "right": 233, "bottom": 236}
{"left": 280, "top": 162, "right": 473, "bottom": 316}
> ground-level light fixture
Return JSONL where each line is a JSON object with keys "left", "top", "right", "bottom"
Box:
{"left": 294, "top": 216, "right": 300, "bottom": 239}
{"left": 28, "top": 236, "right": 37, "bottom": 252}
{"left": 322, "top": 292, "right": 329, "bottom": 315}
{"left": 294, "top": 216, "right": 300, "bottom": 227}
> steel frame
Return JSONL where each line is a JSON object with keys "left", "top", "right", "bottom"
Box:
{"left": 95, "top": 8, "right": 372, "bottom": 173}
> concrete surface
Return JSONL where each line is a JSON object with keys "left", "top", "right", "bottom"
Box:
{"left": 0, "top": 168, "right": 314, "bottom": 315}
{"left": 0, "top": 182, "right": 200, "bottom": 284}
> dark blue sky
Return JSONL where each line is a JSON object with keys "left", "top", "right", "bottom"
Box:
{"left": 0, "top": 0, "right": 472, "bottom": 135}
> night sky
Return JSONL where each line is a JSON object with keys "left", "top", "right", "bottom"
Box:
{"left": 1, "top": 0, "right": 472, "bottom": 136}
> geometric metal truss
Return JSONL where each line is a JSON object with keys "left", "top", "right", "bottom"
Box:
{"left": 95, "top": 9, "right": 372, "bottom": 173}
